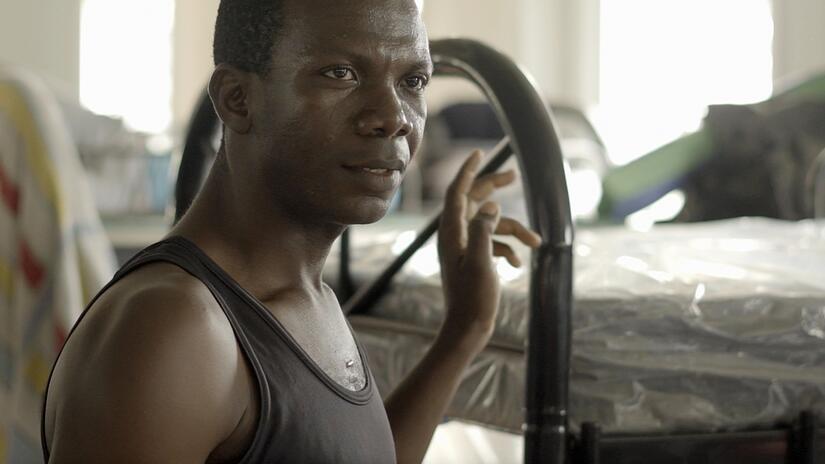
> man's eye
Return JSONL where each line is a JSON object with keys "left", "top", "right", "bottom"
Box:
{"left": 404, "top": 75, "right": 429, "bottom": 91}
{"left": 323, "top": 66, "right": 357, "bottom": 81}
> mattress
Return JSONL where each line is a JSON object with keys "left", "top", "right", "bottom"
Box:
{"left": 334, "top": 217, "right": 825, "bottom": 434}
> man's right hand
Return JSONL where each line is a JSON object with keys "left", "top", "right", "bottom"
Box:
{"left": 436, "top": 150, "right": 542, "bottom": 354}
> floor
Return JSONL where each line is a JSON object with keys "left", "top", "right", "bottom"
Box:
{"left": 423, "top": 422, "right": 523, "bottom": 464}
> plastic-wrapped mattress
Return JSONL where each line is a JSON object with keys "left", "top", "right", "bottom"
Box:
{"left": 337, "top": 217, "right": 825, "bottom": 434}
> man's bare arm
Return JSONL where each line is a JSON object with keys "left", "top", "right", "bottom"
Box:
{"left": 46, "top": 266, "right": 250, "bottom": 464}
{"left": 385, "top": 151, "right": 541, "bottom": 463}
{"left": 383, "top": 318, "right": 493, "bottom": 464}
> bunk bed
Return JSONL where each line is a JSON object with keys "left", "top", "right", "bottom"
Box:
{"left": 175, "top": 39, "right": 825, "bottom": 463}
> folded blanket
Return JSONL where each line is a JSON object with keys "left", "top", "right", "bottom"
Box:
{"left": 0, "top": 67, "right": 116, "bottom": 464}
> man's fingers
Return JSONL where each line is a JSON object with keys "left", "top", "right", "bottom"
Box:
{"left": 468, "top": 170, "right": 517, "bottom": 202}
{"left": 440, "top": 151, "right": 483, "bottom": 251}
{"left": 466, "top": 201, "right": 500, "bottom": 267}
{"left": 495, "top": 217, "right": 542, "bottom": 248}
{"left": 445, "top": 150, "right": 482, "bottom": 212}
{"left": 493, "top": 241, "right": 521, "bottom": 267}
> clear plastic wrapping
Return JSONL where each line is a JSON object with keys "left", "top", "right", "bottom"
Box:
{"left": 342, "top": 217, "right": 825, "bottom": 433}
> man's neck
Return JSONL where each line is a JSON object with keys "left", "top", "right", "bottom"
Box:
{"left": 169, "top": 166, "right": 344, "bottom": 302}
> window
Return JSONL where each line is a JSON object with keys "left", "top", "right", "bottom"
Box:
{"left": 79, "top": 0, "right": 175, "bottom": 134}
{"left": 595, "top": 0, "right": 774, "bottom": 165}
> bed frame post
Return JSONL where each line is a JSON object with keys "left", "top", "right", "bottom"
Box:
{"left": 525, "top": 241, "right": 573, "bottom": 463}
{"left": 579, "top": 422, "right": 601, "bottom": 464}
{"left": 427, "top": 39, "right": 575, "bottom": 464}
{"left": 791, "top": 410, "right": 818, "bottom": 464}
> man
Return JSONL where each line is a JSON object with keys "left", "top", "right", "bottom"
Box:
{"left": 42, "top": 0, "right": 541, "bottom": 462}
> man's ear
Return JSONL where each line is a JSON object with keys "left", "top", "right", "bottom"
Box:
{"left": 208, "top": 64, "right": 252, "bottom": 134}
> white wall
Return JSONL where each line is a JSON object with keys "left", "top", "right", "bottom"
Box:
{"left": 421, "top": 0, "right": 600, "bottom": 110}
{"left": 0, "top": 0, "right": 82, "bottom": 99}
{"left": 1, "top": 0, "right": 823, "bottom": 129}
{"left": 172, "top": 0, "right": 220, "bottom": 135}
{"left": 166, "top": 0, "right": 825, "bottom": 131}
{"left": 772, "top": 0, "right": 825, "bottom": 84}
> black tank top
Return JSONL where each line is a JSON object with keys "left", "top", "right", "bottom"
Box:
{"left": 42, "top": 236, "right": 397, "bottom": 463}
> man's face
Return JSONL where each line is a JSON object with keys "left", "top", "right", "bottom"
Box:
{"left": 245, "top": 0, "right": 432, "bottom": 226}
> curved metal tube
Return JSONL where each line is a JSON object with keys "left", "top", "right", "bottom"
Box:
{"left": 429, "top": 38, "right": 574, "bottom": 464}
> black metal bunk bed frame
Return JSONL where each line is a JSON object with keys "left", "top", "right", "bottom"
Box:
{"left": 175, "top": 39, "right": 823, "bottom": 464}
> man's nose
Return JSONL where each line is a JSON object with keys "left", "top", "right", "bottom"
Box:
{"left": 355, "top": 86, "right": 412, "bottom": 138}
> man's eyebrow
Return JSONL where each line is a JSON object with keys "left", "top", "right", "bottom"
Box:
{"left": 312, "top": 46, "right": 433, "bottom": 73}
{"left": 410, "top": 59, "right": 435, "bottom": 74}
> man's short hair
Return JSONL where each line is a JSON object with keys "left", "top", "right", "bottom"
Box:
{"left": 213, "top": 0, "right": 284, "bottom": 75}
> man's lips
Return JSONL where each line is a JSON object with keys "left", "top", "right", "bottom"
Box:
{"left": 350, "top": 167, "right": 396, "bottom": 175}
{"left": 342, "top": 158, "right": 406, "bottom": 174}
{"left": 340, "top": 157, "right": 405, "bottom": 193}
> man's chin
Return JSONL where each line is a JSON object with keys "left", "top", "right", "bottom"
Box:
{"left": 337, "top": 196, "right": 393, "bottom": 225}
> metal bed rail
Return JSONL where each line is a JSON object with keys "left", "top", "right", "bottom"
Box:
{"left": 573, "top": 412, "right": 821, "bottom": 464}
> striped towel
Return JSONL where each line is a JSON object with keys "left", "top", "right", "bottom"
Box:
{"left": 0, "top": 67, "right": 117, "bottom": 464}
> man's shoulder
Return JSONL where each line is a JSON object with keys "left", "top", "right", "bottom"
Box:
{"left": 106, "top": 260, "right": 216, "bottom": 314}
{"left": 45, "top": 262, "right": 252, "bottom": 462}
{"left": 56, "top": 260, "right": 239, "bottom": 382}
{"left": 80, "top": 260, "right": 236, "bottom": 365}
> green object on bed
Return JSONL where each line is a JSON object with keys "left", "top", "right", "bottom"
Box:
{"left": 597, "top": 72, "right": 825, "bottom": 222}
{"left": 768, "top": 72, "right": 825, "bottom": 105}
{"left": 598, "top": 130, "right": 714, "bottom": 221}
